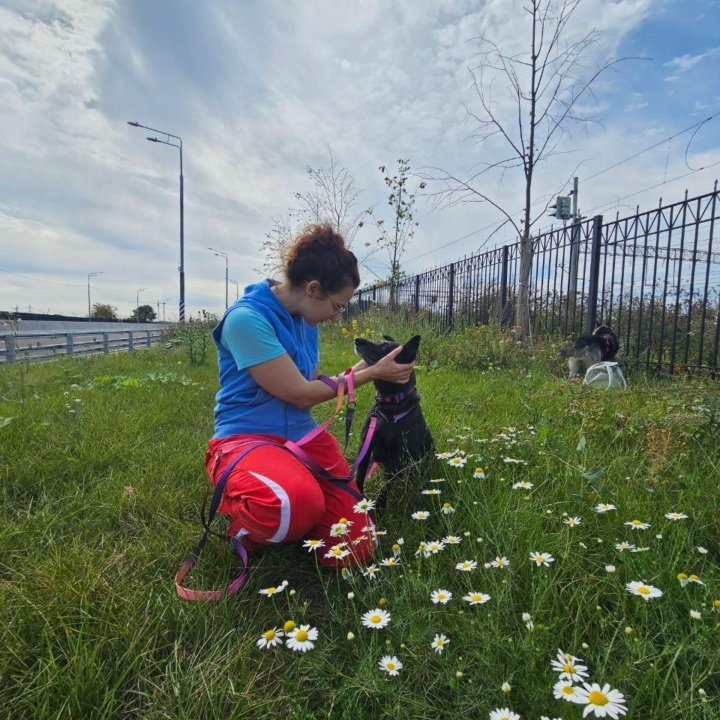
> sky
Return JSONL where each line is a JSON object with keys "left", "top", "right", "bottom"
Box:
{"left": 1, "top": 0, "right": 719, "bottom": 320}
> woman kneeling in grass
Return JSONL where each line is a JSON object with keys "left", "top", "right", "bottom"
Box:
{"left": 206, "top": 224, "right": 413, "bottom": 566}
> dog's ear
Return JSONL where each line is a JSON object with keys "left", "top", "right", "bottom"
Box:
{"left": 383, "top": 334, "right": 397, "bottom": 343}
{"left": 397, "top": 335, "right": 421, "bottom": 363}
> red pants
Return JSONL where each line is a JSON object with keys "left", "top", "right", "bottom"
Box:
{"left": 205, "top": 431, "right": 375, "bottom": 567}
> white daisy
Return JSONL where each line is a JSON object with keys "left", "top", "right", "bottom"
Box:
{"left": 489, "top": 708, "right": 520, "bottom": 720}
{"left": 422, "top": 488, "right": 442, "bottom": 495}
{"left": 529, "top": 552, "right": 555, "bottom": 567}
{"left": 564, "top": 516, "right": 582, "bottom": 527}
{"left": 411, "top": 511, "right": 430, "bottom": 521}
{"left": 595, "top": 503, "right": 616, "bottom": 513}
{"left": 503, "top": 457, "right": 527, "bottom": 465}
{"left": 665, "top": 511, "right": 687, "bottom": 521}
{"left": 625, "top": 580, "right": 663, "bottom": 601}
{"left": 330, "top": 519, "right": 353, "bottom": 537}
{"left": 378, "top": 655, "right": 402, "bottom": 676}
{"left": 615, "top": 542, "right": 636, "bottom": 552}
{"left": 550, "top": 655, "right": 590, "bottom": 682}
{"left": 624, "top": 519, "right": 650, "bottom": 530}
{"left": 302, "top": 538, "right": 325, "bottom": 552}
{"left": 488, "top": 556, "right": 510, "bottom": 569}
{"left": 285, "top": 624, "right": 318, "bottom": 652}
{"left": 677, "top": 573, "right": 704, "bottom": 587}
{"left": 448, "top": 456, "right": 467, "bottom": 467}
{"left": 431, "top": 633, "right": 450, "bottom": 654}
{"left": 630, "top": 547, "right": 650, "bottom": 553}
{"left": 430, "top": 589, "right": 453, "bottom": 605}
{"left": 441, "top": 502, "right": 456, "bottom": 514}
{"left": 463, "top": 591, "right": 491, "bottom": 605}
{"left": 362, "top": 564, "right": 380, "bottom": 579}
{"left": 553, "top": 679, "right": 584, "bottom": 703}
{"left": 512, "top": 481, "right": 533, "bottom": 490}
{"left": 473, "top": 467, "right": 486, "bottom": 479}
{"left": 256, "top": 627, "right": 284, "bottom": 649}
{"left": 361, "top": 608, "right": 391, "bottom": 630}
{"left": 690, "top": 609, "right": 702, "bottom": 620}
{"left": 258, "top": 581, "right": 288, "bottom": 597}
{"left": 575, "top": 682, "right": 628, "bottom": 718}
{"left": 429, "top": 477, "right": 447, "bottom": 483}
{"left": 353, "top": 498, "right": 376, "bottom": 513}
{"left": 324, "top": 545, "right": 351, "bottom": 560}
{"left": 424, "top": 540, "right": 446, "bottom": 555}
{"left": 455, "top": 560, "right": 477, "bottom": 572}
{"left": 380, "top": 557, "right": 401, "bottom": 568}
{"left": 443, "top": 534, "right": 462, "bottom": 545}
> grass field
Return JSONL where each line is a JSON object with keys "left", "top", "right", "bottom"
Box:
{"left": 1, "top": 318, "right": 719, "bottom": 719}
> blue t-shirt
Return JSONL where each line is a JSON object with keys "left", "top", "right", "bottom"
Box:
{"left": 221, "top": 306, "right": 285, "bottom": 370}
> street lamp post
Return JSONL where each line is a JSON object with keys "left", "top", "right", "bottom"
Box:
{"left": 229, "top": 278, "right": 240, "bottom": 301}
{"left": 136, "top": 288, "right": 146, "bottom": 323}
{"left": 127, "top": 121, "right": 185, "bottom": 322}
{"left": 208, "top": 247, "right": 229, "bottom": 310}
{"left": 87, "top": 271, "right": 103, "bottom": 321}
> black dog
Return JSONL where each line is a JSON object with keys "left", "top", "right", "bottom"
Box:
{"left": 559, "top": 324, "right": 619, "bottom": 377}
{"left": 353, "top": 334, "right": 434, "bottom": 510}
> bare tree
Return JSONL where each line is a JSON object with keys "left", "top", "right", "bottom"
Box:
{"left": 260, "top": 147, "right": 371, "bottom": 276}
{"left": 424, "top": 0, "right": 634, "bottom": 339}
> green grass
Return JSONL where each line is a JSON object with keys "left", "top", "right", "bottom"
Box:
{"left": 1, "top": 322, "right": 719, "bottom": 719}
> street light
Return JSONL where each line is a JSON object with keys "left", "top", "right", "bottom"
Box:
{"left": 136, "top": 288, "right": 146, "bottom": 323}
{"left": 127, "top": 120, "right": 185, "bottom": 322}
{"left": 87, "top": 271, "right": 104, "bottom": 321}
{"left": 229, "top": 278, "right": 240, "bottom": 301}
{"left": 208, "top": 246, "right": 229, "bottom": 310}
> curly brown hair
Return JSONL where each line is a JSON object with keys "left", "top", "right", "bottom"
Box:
{"left": 283, "top": 224, "right": 360, "bottom": 293}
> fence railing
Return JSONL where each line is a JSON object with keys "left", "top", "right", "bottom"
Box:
{"left": 350, "top": 183, "right": 720, "bottom": 373}
{"left": 0, "top": 327, "right": 169, "bottom": 364}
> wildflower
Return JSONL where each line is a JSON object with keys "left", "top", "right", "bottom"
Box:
{"left": 455, "top": 560, "right": 477, "bottom": 572}
{"left": 429, "top": 477, "right": 446, "bottom": 483}
{"left": 258, "top": 581, "right": 288, "bottom": 597}
{"left": 422, "top": 488, "right": 442, "bottom": 496}
{"left": 488, "top": 556, "right": 510, "bottom": 569}
{"left": 430, "top": 589, "right": 452, "bottom": 605}
{"left": 575, "top": 682, "right": 628, "bottom": 718}
{"left": 347, "top": 631, "right": 355, "bottom": 641}
{"left": 463, "top": 591, "right": 491, "bottom": 605}
{"left": 448, "top": 456, "right": 467, "bottom": 467}
{"left": 503, "top": 457, "right": 527, "bottom": 465}
{"left": 324, "top": 545, "right": 351, "bottom": 560}
{"left": 443, "top": 534, "right": 462, "bottom": 545}
{"left": 435, "top": 450, "right": 457, "bottom": 460}
{"left": 489, "top": 709, "right": 520, "bottom": 720}
{"left": 624, "top": 519, "right": 650, "bottom": 530}
{"left": 415, "top": 542, "right": 427, "bottom": 557}
{"left": 473, "top": 467, "right": 486, "bottom": 479}
{"left": 424, "top": 540, "right": 445, "bottom": 555}
{"left": 665, "top": 511, "right": 687, "bottom": 520}
{"left": 285, "top": 624, "right": 318, "bottom": 652}
{"left": 380, "top": 557, "right": 401, "bottom": 568}
{"left": 595, "top": 503, "right": 616, "bottom": 513}
{"left": 411, "top": 511, "right": 430, "bottom": 521}
{"left": 697, "top": 546, "right": 708, "bottom": 554}
{"left": 283, "top": 620, "right": 295, "bottom": 633}
{"left": 330, "top": 519, "right": 353, "bottom": 537}
{"left": 605, "top": 565, "right": 616, "bottom": 573}
{"left": 529, "top": 552, "right": 555, "bottom": 567}
{"left": 677, "top": 573, "right": 704, "bottom": 587}
{"left": 690, "top": 610, "right": 702, "bottom": 620}
{"left": 391, "top": 543, "right": 402, "bottom": 556}
{"left": 340, "top": 567, "right": 352, "bottom": 580}
{"left": 551, "top": 651, "right": 589, "bottom": 682}
{"left": 431, "top": 633, "right": 450, "bottom": 654}
{"left": 353, "top": 498, "right": 376, "bottom": 513}
{"left": 361, "top": 608, "right": 391, "bottom": 630}
{"left": 441, "top": 502, "right": 456, "bottom": 514}
{"left": 302, "top": 539, "right": 325, "bottom": 552}
{"left": 256, "top": 627, "right": 284, "bottom": 649}
{"left": 501, "top": 681, "right": 511, "bottom": 694}
{"left": 630, "top": 546, "right": 649, "bottom": 553}
{"left": 615, "top": 542, "right": 636, "bottom": 552}
{"left": 564, "top": 516, "right": 582, "bottom": 527}
{"left": 713, "top": 599, "right": 720, "bottom": 611}
{"left": 625, "top": 581, "right": 663, "bottom": 601}
{"left": 512, "top": 481, "right": 533, "bottom": 490}
{"left": 554, "top": 679, "right": 584, "bottom": 703}
{"left": 362, "top": 564, "right": 380, "bottom": 579}
{"left": 378, "top": 655, "right": 402, "bottom": 676}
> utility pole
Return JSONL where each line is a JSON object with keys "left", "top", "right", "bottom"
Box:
{"left": 229, "top": 279, "right": 240, "bottom": 301}
{"left": 87, "top": 272, "right": 103, "bottom": 321}
{"left": 161, "top": 301, "right": 166, "bottom": 321}
{"left": 568, "top": 177, "right": 581, "bottom": 296}
{"left": 136, "top": 288, "right": 146, "bottom": 323}
{"left": 208, "top": 247, "right": 229, "bottom": 310}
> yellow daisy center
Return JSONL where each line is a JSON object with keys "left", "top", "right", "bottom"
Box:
{"left": 331, "top": 548, "right": 342, "bottom": 556}
{"left": 295, "top": 629, "right": 308, "bottom": 642}
{"left": 472, "top": 594, "right": 481, "bottom": 601}
{"left": 563, "top": 663, "right": 575, "bottom": 673}
{"left": 443, "top": 502, "right": 451, "bottom": 508}
{"left": 263, "top": 629, "right": 275, "bottom": 640}
{"left": 636, "top": 585, "right": 651, "bottom": 595}
{"left": 631, "top": 520, "right": 641, "bottom": 525}
{"left": 588, "top": 690, "right": 608, "bottom": 706}
{"left": 386, "top": 662, "right": 396, "bottom": 670}
{"left": 283, "top": 620, "right": 295, "bottom": 633}
{"left": 266, "top": 586, "right": 276, "bottom": 594}
{"left": 392, "top": 544, "right": 400, "bottom": 552}
{"left": 562, "top": 686, "right": 574, "bottom": 696}
{"left": 536, "top": 556, "right": 545, "bottom": 563}
{"left": 689, "top": 574, "right": 700, "bottom": 581}
{"left": 370, "top": 614, "right": 381, "bottom": 623}
{"left": 677, "top": 573, "right": 688, "bottom": 580}
{"left": 339, "top": 518, "right": 347, "bottom": 524}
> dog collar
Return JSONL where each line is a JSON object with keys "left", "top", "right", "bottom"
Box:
{"left": 376, "top": 388, "right": 418, "bottom": 405}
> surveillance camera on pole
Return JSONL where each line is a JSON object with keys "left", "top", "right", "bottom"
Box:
{"left": 549, "top": 195, "right": 572, "bottom": 220}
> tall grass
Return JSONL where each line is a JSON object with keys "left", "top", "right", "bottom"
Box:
{"left": 0, "top": 320, "right": 718, "bottom": 719}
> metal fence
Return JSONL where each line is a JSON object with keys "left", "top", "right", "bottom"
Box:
{"left": 0, "top": 325, "right": 171, "bottom": 364}
{"left": 350, "top": 183, "right": 720, "bottom": 373}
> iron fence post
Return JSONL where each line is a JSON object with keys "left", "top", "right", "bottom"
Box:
{"left": 448, "top": 263, "right": 456, "bottom": 329}
{"left": 500, "top": 245, "right": 509, "bottom": 326}
{"left": 415, "top": 275, "right": 421, "bottom": 313}
{"left": 585, "top": 215, "right": 603, "bottom": 335}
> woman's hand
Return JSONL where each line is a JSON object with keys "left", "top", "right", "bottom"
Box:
{"left": 370, "top": 345, "right": 416, "bottom": 384}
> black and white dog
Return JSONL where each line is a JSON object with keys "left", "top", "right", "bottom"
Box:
{"left": 353, "top": 335, "right": 434, "bottom": 510}
{"left": 559, "top": 324, "right": 620, "bottom": 377}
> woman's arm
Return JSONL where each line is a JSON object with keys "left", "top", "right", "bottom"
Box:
{"left": 249, "top": 348, "right": 406, "bottom": 410}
